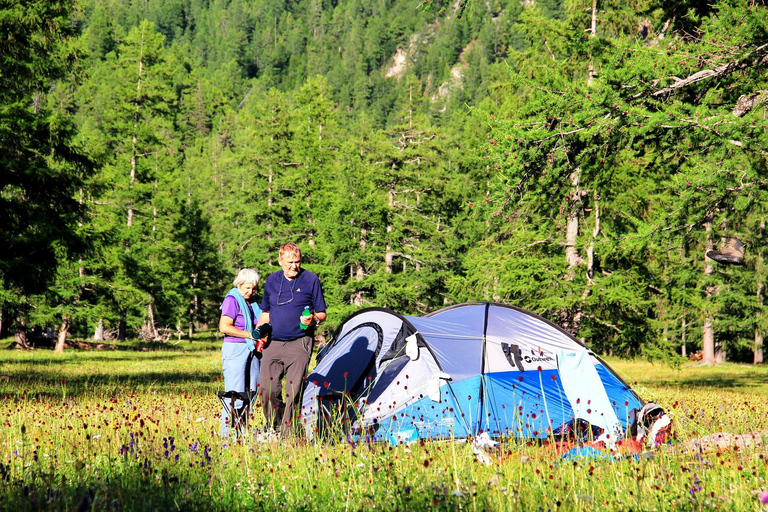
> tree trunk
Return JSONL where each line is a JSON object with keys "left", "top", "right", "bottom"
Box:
{"left": 586, "top": 191, "right": 599, "bottom": 280}
{"left": 351, "top": 261, "right": 365, "bottom": 306}
{"left": 702, "top": 220, "right": 716, "bottom": 365}
{"left": 565, "top": 172, "right": 586, "bottom": 271}
{"left": 189, "top": 274, "right": 198, "bottom": 342}
{"left": 754, "top": 305, "right": 764, "bottom": 364}
{"left": 385, "top": 221, "right": 394, "bottom": 274}
{"left": 702, "top": 313, "right": 715, "bottom": 365}
{"left": 681, "top": 316, "right": 687, "bottom": 358}
{"left": 54, "top": 316, "right": 71, "bottom": 354}
{"left": 193, "top": 291, "right": 199, "bottom": 330}
{"left": 13, "top": 317, "right": 30, "bottom": 349}
{"left": 756, "top": 220, "right": 765, "bottom": 364}
{"left": 118, "top": 311, "right": 127, "bottom": 341}
{"left": 756, "top": 283, "right": 765, "bottom": 363}
{"left": 353, "top": 226, "right": 367, "bottom": 304}
{"left": 128, "top": 32, "right": 145, "bottom": 228}
{"left": 93, "top": 318, "right": 105, "bottom": 341}
{"left": 586, "top": 0, "right": 597, "bottom": 86}
{"left": 147, "top": 295, "right": 159, "bottom": 340}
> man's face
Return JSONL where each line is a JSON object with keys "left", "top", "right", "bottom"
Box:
{"left": 279, "top": 251, "right": 302, "bottom": 279}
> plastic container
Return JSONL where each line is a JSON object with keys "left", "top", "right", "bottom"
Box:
{"left": 300, "top": 306, "right": 312, "bottom": 330}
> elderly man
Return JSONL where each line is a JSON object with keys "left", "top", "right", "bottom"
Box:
{"left": 257, "top": 242, "right": 327, "bottom": 436}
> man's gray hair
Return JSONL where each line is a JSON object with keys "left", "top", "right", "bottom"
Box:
{"left": 233, "top": 268, "right": 260, "bottom": 286}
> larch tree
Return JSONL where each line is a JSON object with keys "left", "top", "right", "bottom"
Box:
{"left": 481, "top": 0, "right": 768, "bottom": 361}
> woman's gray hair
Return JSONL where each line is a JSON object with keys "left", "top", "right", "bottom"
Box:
{"left": 233, "top": 268, "right": 260, "bottom": 287}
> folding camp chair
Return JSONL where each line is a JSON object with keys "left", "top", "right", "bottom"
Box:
{"left": 217, "top": 351, "right": 258, "bottom": 436}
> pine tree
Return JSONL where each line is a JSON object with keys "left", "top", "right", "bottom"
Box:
{"left": 0, "top": 0, "right": 94, "bottom": 347}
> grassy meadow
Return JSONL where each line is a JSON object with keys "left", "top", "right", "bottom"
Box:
{"left": 1, "top": 339, "right": 767, "bottom": 511}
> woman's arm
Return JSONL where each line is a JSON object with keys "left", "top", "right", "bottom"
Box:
{"left": 219, "top": 315, "right": 254, "bottom": 339}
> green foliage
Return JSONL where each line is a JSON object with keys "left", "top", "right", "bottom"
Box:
{"left": 0, "top": 0, "right": 94, "bottom": 341}
{"left": 477, "top": 0, "right": 768, "bottom": 356}
{"left": 3, "top": 0, "right": 767, "bottom": 364}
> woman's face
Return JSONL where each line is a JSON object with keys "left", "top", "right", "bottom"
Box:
{"left": 237, "top": 281, "right": 256, "bottom": 300}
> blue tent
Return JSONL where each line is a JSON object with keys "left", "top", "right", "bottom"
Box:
{"left": 301, "top": 303, "right": 643, "bottom": 442}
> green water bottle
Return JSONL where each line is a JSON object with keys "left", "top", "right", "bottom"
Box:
{"left": 300, "top": 306, "right": 312, "bottom": 330}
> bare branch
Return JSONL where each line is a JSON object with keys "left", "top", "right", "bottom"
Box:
{"left": 507, "top": 239, "right": 552, "bottom": 255}
{"left": 652, "top": 44, "right": 768, "bottom": 97}
{"left": 583, "top": 313, "right": 622, "bottom": 333}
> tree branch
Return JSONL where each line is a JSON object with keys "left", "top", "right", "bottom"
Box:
{"left": 651, "top": 44, "right": 768, "bottom": 97}
{"left": 583, "top": 313, "right": 622, "bottom": 333}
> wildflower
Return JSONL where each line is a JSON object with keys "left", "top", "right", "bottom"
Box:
{"left": 760, "top": 490, "right": 768, "bottom": 505}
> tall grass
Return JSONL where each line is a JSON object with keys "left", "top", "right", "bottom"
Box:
{"left": 1, "top": 344, "right": 766, "bottom": 511}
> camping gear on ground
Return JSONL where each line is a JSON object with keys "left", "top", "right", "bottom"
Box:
{"left": 630, "top": 401, "right": 672, "bottom": 448}
{"left": 218, "top": 350, "right": 259, "bottom": 436}
{"left": 301, "top": 302, "right": 644, "bottom": 443}
{"left": 552, "top": 418, "right": 605, "bottom": 444}
{"left": 706, "top": 237, "right": 746, "bottom": 265}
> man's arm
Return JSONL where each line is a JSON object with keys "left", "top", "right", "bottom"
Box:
{"left": 300, "top": 310, "right": 325, "bottom": 327}
{"left": 257, "top": 311, "right": 270, "bottom": 327}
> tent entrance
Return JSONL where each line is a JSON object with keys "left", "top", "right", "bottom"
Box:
{"left": 555, "top": 350, "right": 621, "bottom": 436}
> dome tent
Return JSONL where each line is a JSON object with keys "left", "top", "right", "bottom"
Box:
{"left": 301, "top": 302, "right": 643, "bottom": 442}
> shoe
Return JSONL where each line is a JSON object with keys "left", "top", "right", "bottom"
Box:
{"left": 706, "top": 237, "right": 746, "bottom": 265}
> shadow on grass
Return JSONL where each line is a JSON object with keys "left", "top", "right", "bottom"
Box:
{"left": 7, "top": 339, "right": 221, "bottom": 351}
{"left": 0, "top": 352, "right": 205, "bottom": 365}
{"left": 645, "top": 372, "right": 768, "bottom": 392}
{"left": 0, "top": 367, "right": 222, "bottom": 400}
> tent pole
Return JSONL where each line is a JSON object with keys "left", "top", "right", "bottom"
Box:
{"left": 474, "top": 303, "right": 491, "bottom": 436}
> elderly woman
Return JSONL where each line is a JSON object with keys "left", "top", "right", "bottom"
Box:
{"left": 218, "top": 268, "right": 264, "bottom": 437}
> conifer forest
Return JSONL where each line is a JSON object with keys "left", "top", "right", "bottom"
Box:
{"left": 2, "top": 0, "right": 767, "bottom": 365}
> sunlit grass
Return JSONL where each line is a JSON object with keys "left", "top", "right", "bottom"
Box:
{"left": 1, "top": 345, "right": 766, "bottom": 511}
